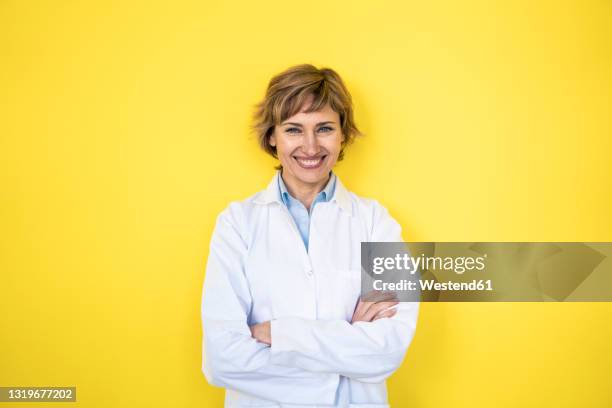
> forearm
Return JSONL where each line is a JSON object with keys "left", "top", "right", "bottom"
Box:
{"left": 203, "top": 318, "right": 339, "bottom": 404}
{"left": 252, "top": 302, "right": 419, "bottom": 381}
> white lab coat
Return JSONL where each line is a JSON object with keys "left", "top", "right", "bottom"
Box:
{"left": 201, "top": 170, "right": 419, "bottom": 407}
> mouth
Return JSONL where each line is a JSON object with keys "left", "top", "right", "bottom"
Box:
{"left": 293, "top": 155, "right": 327, "bottom": 169}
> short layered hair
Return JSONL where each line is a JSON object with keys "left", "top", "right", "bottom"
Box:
{"left": 251, "top": 64, "right": 363, "bottom": 162}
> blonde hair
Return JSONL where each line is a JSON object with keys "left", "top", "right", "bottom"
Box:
{"left": 251, "top": 64, "right": 363, "bottom": 163}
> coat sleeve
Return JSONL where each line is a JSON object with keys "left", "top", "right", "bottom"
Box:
{"left": 201, "top": 206, "right": 339, "bottom": 405}
{"left": 269, "top": 201, "right": 420, "bottom": 383}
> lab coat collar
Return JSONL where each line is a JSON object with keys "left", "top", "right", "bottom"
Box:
{"left": 253, "top": 170, "right": 353, "bottom": 216}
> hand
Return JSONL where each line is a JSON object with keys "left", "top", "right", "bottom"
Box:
{"left": 351, "top": 298, "right": 399, "bottom": 323}
{"left": 249, "top": 321, "right": 271, "bottom": 345}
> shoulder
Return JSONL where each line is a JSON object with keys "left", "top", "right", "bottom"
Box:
{"left": 346, "top": 190, "right": 402, "bottom": 241}
{"left": 212, "top": 189, "right": 268, "bottom": 242}
{"left": 215, "top": 193, "right": 258, "bottom": 228}
{"left": 332, "top": 175, "right": 386, "bottom": 220}
{"left": 215, "top": 172, "right": 280, "bottom": 223}
{"left": 347, "top": 190, "right": 392, "bottom": 221}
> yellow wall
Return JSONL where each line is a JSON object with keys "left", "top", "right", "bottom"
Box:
{"left": 1, "top": 1, "right": 611, "bottom": 407}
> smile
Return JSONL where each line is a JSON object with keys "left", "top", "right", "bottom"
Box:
{"left": 293, "top": 155, "right": 326, "bottom": 169}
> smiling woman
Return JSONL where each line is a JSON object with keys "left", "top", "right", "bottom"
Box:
{"left": 269, "top": 99, "right": 344, "bottom": 209}
{"left": 201, "top": 64, "right": 420, "bottom": 408}
{"left": 252, "top": 64, "right": 361, "bottom": 157}
{"left": 251, "top": 64, "right": 362, "bottom": 209}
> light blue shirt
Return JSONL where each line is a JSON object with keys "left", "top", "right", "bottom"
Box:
{"left": 278, "top": 170, "right": 336, "bottom": 250}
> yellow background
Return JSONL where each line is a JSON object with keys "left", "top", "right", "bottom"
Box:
{"left": 1, "top": 0, "right": 611, "bottom": 407}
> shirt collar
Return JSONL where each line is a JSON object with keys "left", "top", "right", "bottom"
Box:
{"left": 254, "top": 169, "right": 353, "bottom": 215}
{"left": 278, "top": 170, "right": 336, "bottom": 206}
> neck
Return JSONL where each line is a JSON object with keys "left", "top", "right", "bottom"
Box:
{"left": 281, "top": 169, "right": 330, "bottom": 211}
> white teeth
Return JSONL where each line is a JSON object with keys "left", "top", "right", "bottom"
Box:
{"left": 296, "top": 157, "right": 322, "bottom": 167}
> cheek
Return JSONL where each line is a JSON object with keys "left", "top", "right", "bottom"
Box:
{"left": 276, "top": 141, "right": 297, "bottom": 160}
{"left": 325, "top": 137, "right": 343, "bottom": 155}
{"left": 277, "top": 142, "right": 293, "bottom": 156}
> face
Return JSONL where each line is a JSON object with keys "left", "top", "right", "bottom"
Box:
{"left": 269, "top": 97, "right": 344, "bottom": 190}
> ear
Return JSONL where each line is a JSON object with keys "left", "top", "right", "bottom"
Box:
{"left": 269, "top": 132, "right": 276, "bottom": 147}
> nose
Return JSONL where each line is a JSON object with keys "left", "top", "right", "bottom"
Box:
{"left": 302, "top": 130, "right": 320, "bottom": 156}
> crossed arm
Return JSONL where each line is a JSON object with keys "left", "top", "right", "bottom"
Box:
{"left": 250, "top": 297, "right": 400, "bottom": 345}
{"left": 201, "top": 204, "right": 419, "bottom": 404}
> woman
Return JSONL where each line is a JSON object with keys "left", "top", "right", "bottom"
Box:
{"left": 201, "top": 64, "right": 419, "bottom": 407}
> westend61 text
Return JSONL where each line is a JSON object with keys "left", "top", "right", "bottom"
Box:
{"left": 373, "top": 279, "right": 494, "bottom": 291}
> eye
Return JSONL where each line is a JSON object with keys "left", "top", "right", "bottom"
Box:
{"left": 285, "top": 127, "right": 301, "bottom": 134}
{"left": 318, "top": 126, "right": 334, "bottom": 133}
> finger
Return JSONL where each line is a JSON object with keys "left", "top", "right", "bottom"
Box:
{"left": 374, "top": 308, "right": 397, "bottom": 320}
{"left": 352, "top": 297, "right": 390, "bottom": 323}
{"left": 371, "top": 301, "right": 399, "bottom": 315}
{"left": 373, "top": 308, "right": 397, "bottom": 321}
{"left": 355, "top": 299, "right": 376, "bottom": 316}
{"left": 363, "top": 290, "right": 397, "bottom": 303}
{"left": 352, "top": 299, "right": 375, "bottom": 323}
{"left": 353, "top": 298, "right": 397, "bottom": 322}
{"left": 363, "top": 301, "right": 399, "bottom": 321}
{"left": 379, "top": 291, "right": 400, "bottom": 302}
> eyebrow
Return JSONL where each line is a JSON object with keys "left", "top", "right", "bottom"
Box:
{"left": 281, "top": 121, "right": 336, "bottom": 127}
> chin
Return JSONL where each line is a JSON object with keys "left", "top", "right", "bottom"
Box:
{"left": 290, "top": 166, "right": 331, "bottom": 185}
